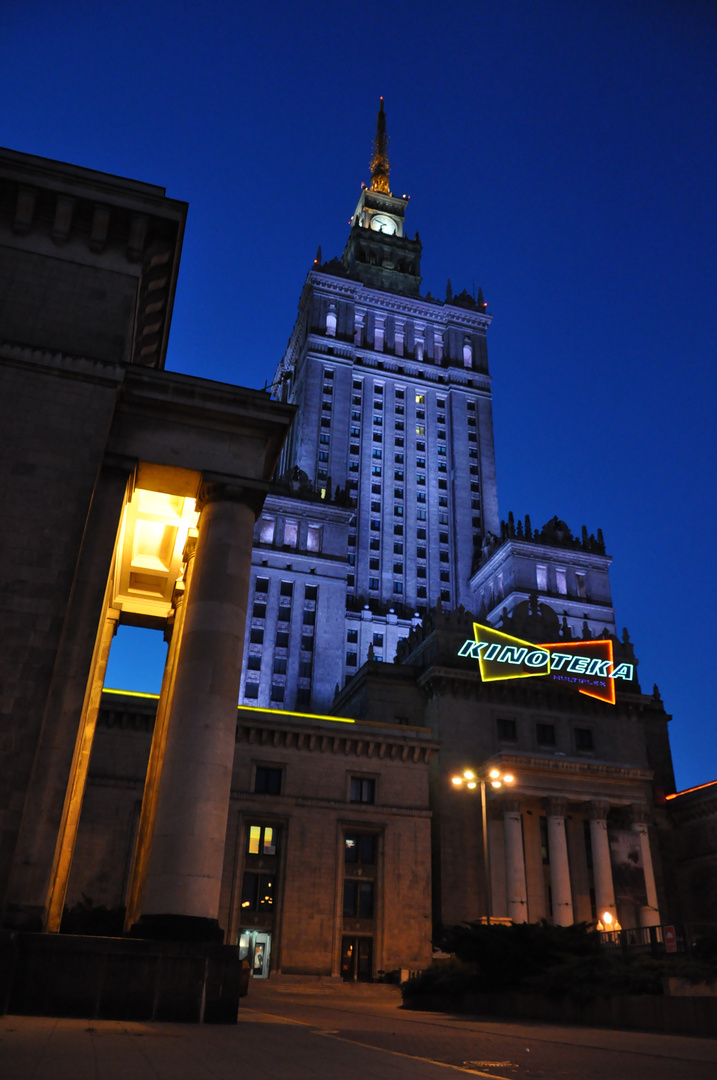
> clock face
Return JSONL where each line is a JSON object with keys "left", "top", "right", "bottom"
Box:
{"left": 370, "top": 214, "right": 397, "bottom": 235}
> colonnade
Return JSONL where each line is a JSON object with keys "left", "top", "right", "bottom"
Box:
{"left": 499, "top": 796, "right": 661, "bottom": 928}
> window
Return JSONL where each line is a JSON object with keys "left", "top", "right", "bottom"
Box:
{"left": 417, "top": 546, "right": 426, "bottom": 559}
{"left": 437, "top": 398, "right": 445, "bottom": 407}
{"left": 323, "top": 384, "right": 333, "bottom": 395}
{"left": 303, "top": 609, "right": 316, "bottom": 626}
{"left": 417, "top": 566, "right": 426, "bottom": 578}
{"left": 296, "top": 687, "right": 311, "bottom": 706}
{"left": 440, "top": 570, "right": 450, "bottom": 582}
{"left": 416, "top": 508, "right": 426, "bottom": 520}
{"left": 416, "top": 425, "right": 425, "bottom": 436}
{"left": 346, "top": 651, "right": 358, "bottom": 666}
{"left": 440, "top": 589, "right": 450, "bottom": 601}
{"left": 395, "top": 421, "right": 404, "bottom": 431}
{"left": 394, "top": 470, "right": 404, "bottom": 481}
{"left": 439, "top": 550, "right": 449, "bottom": 562}
{"left": 439, "top": 479, "right": 447, "bottom": 490}
{"left": 324, "top": 369, "right": 334, "bottom": 380}
{"left": 321, "top": 401, "right": 332, "bottom": 412}
{"left": 301, "top": 634, "right": 314, "bottom": 651}
{"left": 417, "top": 474, "right": 426, "bottom": 485}
{"left": 273, "top": 657, "right": 287, "bottom": 675}
{"left": 497, "top": 717, "right": 517, "bottom": 742}
{"left": 318, "top": 451, "right": 329, "bottom": 462}
{"left": 270, "top": 684, "right": 285, "bottom": 703}
{"left": 368, "top": 577, "right": 379, "bottom": 590}
{"left": 416, "top": 492, "right": 426, "bottom": 503}
{"left": 347, "top": 629, "right": 358, "bottom": 643}
{"left": 417, "top": 441, "right": 425, "bottom": 451}
{"left": 416, "top": 456, "right": 425, "bottom": 468}
{"left": 321, "top": 418, "right": 331, "bottom": 428}
{"left": 320, "top": 433, "right": 330, "bottom": 445}
{"left": 371, "top": 500, "right": 381, "bottom": 512}
{"left": 373, "top": 433, "right": 382, "bottom": 443}
{"left": 467, "top": 401, "right": 475, "bottom": 411}
{"left": 417, "top": 527, "right": 427, "bottom": 540}
{"left": 439, "top": 531, "right": 449, "bottom": 544}
{"left": 252, "top": 602, "right": 266, "bottom": 619}
{"left": 437, "top": 414, "right": 445, "bottom": 424}
{"left": 394, "top": 542, "right": 403, "bottom": 555}
{"left": 370, "top": 537, "right": 380, "bottom": 550}
{"left": 350, "top": 777, "right": 376, "bottom": 803}
{"left": 393, "top": 524, "right": 403, "bottom": 535}
{"left": 241, "top": 873, "right": 275, "bottom": 912}
{"left": 299, "top": 660, "right": 312, "bottom": 678}
{"left": 393, "top": 581, "right": 403, "bottom": 593}
{"left": 416, "top": 409, "right": 425, "bottom": 420}
{"left": 247, "top": 824, "right": 277, "bottom": 856}
{"left": 244, "top": 682, "right": 259, "bottom": 699}
{"left": 575, "top": 727, "right": 594, "bottom": 752}
{"left": 375, "top": 385, "right": 383, "bottom": 395}
{"left": 369, "top": 557, "right": 380, "bottom": 570}
{"left": 250, "top": 628, "right": 264, "bottom": 645}
{"left": 305, "top": 584, "right": 318, "bottom": 601}
{"left": 394, "top": 487, "right": 404, "bottom": 499}
{"left": 395, "top": 453, "right": 404, "bottom": 464}
{"left": 395, "top": 437, "right": 404, "bottom": 447}
{"left": 396, "top": 388, "right": 404, "bottom": 398}
{"left": 254, "top": 766, "right": 282, "bottom": 794}
{"left": 259, "top": 519, "right": 275, "bottom": 544}
{"left": 373, "top": 633, "right": 384, "bottom": 647}
{"left": 394, "top": 505, "right": 404, "bottom": 517}
{"left": 555, "top": 567, "right": 568, "bottom": 595}
{"left": 439, "top": 496, "right": 448, "bottom": 507}
{"left": 393, "top": 562, "right": 403, "bottom": 575}
{"left": 280, "top": 581, "right": 294, "bottom": 597}
{"left": 353, "top": 380, "right": 362, "bottom": 390}
{"left": 343, "top": 880, "right": 374, "bottom": 919}
{"left": 537, "top": 723, "right": 556, "bottom": 746}
{"left": 344, "top": 833, "right": 376, "bottom": 864}
{"left": 395, "top": 404, "right": 404, "bottom": 415}
{"left": 247, "top": 655, "right": 261, "bottom": 670}
{"left": 371, "top": 520, "right": 381, "bottom": 531}
{"left": 417, "top": 585, "right": 427, "bottom": 598}
{"left": 371, "top": 466, "right": 382, "bottom": 476}
{"left": 255, "top": 577, "right": 269, "bottom": 594}
{"left": 372, "top": 449, "right": 382, "bottom": 459}
{"left": 350, "top": 427, "right": 360, "bottom": 438}
{"left": 415, "top": 394, "right": 424, "bottom": 404}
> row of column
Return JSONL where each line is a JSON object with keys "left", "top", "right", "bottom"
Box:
{"left": 502, "top": 798, "right": 661, "bottom": 928}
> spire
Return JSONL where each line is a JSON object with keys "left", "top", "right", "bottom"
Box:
{"left": 369, "top": 97, "right": 391, "bottom": 195}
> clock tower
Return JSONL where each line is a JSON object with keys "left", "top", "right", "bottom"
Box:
{"left": 341, "top": 99, "right": 422, "bottom": 295}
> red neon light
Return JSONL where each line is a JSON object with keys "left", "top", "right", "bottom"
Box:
{"left": 665, "top": 779, "right": 717, "bottom": 800}
{"left": 539, "top": 638, "right": 616, "bottom": 705}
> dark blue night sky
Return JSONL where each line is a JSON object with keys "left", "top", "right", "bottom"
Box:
{"left": 4, "top": 0, "right": 716, "bottom": 790}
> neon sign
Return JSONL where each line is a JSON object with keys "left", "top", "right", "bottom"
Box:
{"left": 458, "top": 623, "right": 634, "bottom": 705}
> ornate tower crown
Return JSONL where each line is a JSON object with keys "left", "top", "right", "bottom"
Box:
{"left": 369, "top": 97, "right": 391, "bottom": 194}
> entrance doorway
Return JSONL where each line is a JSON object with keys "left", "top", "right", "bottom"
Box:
{"left": 340, "top": 936, "right": 373, "bottom": 981}
{"left": 239, "top": 930, "right": 272, "bottom": 979}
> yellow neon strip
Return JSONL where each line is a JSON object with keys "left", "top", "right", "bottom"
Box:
{"left": 103, "top": 688, "right": 161, "bottom": 699}
{"left": 102, "top": 691, "right": 356, "bottom": 725}
{"left": 237, "top": 704, "right": 355, "bottom": 724}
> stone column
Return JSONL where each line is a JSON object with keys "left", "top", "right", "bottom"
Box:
{"left": 632, "top": 806, "right": 661, "bottom": 928}
{"left": 123, "top": 538, "right": 196, "bottom": 932}
{"left": 546, "top": 798, "right": 573, "bottom": 926}
{"left": 588, "top": 801, "right": 617, "bottom": 924}
{"left": 503, "top": 798, "right": 528, "bottom": 923}
{"left": 134, "top": 480, "right": 261, "bottom": 940}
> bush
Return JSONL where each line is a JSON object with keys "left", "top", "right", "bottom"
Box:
{"left": 402, "top": 922, "right": 717, "bottom": 1004}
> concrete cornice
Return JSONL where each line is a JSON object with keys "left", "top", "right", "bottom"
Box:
{"left": 236, "top": 716, "right": 438, "bottom": 764}
{"left": 231, "top": 790, "right": 433, "bottom": 819}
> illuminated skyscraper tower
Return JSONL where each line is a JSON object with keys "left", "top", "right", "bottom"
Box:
{"left": 238, "top": 101, "right": 501, "bottom": 707}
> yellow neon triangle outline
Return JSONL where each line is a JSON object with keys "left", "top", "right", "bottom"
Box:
{"left": 472, "top": 623, "right": 551, "bottom": 682}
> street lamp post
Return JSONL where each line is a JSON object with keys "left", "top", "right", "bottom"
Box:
{"left": 452, "top": 767, "right": 515, "bottom": 925}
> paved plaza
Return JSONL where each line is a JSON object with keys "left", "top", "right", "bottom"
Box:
{"left": 2, "top": 980, "right": 716, "bottom": 1080}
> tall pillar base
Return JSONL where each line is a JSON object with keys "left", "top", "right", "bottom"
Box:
{"left": 5, "top": 933, "right": 243, "bottom": 1023}
{"left": 130, "top": 913, "right": 224, "bottom": 943}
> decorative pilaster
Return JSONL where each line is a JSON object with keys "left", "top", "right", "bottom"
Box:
{"left": 503, "top": 797, "right": 528, "bottom": 923}
{"left": 545, "top": 797, "right": 573, "bottom": 926}
{"left": 632, "top": 805, "right": 661, "bottom": 928}
{"left": 588, "top": 801, "right": 617, "bottom": 924}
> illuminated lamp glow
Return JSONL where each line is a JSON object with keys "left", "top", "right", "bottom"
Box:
{"left": 452, "top": 777, "right": 463, "bottom": 786}
{"left": 491, "top": 780, "right": 501, "bottom": 788}
{"left": 467, "top": 781, "right": 477, "bottom": 789}
{"left": 463, "top": 770, "right": 475, "bottom": 780}
{"left": 236, "top": 704, "right": 355, "bottom": 724}
{"left": 489, "top": 769, "right": 500, "bottom": 779}
{"left": 602, "top": 912, "right": 613, "bottom": 925}
{"left": 503, "top": 774, "right": 514, "bottom": 784}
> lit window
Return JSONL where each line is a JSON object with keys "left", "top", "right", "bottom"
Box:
{"left": 344, "top": 833, "right": 376, "bottom": 864}
{"left": 248, "top": 825, "right": 277, "bottom": 856}
{"left": 241, "top": 873, "right": 275, "bottom": 911}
